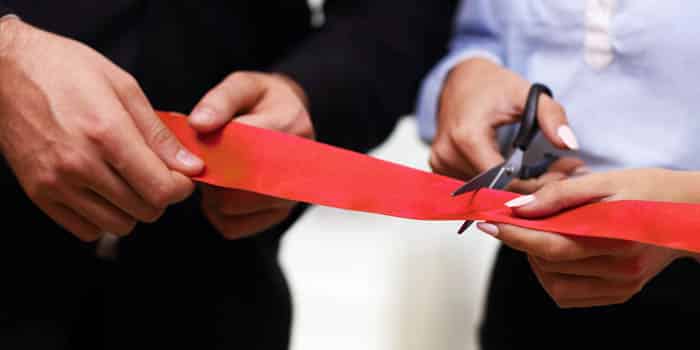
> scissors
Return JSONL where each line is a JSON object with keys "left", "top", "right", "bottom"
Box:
{"left": 452, "top": 83, "right": 559, "bottom": 233}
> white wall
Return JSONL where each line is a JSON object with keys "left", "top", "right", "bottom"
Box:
{"left": 281, "top": 117, "right": 499, "bottom": 350}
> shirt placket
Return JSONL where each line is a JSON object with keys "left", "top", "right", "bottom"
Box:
{"left": 584, "top": 0, "right": 616, "bottom": 69}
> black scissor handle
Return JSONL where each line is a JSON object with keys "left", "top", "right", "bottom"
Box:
{"left": 513, "top": 83, "right": 553, "bottom": 151}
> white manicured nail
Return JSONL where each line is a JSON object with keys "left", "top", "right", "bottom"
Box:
{"left": 557, "top": 125, "right": 580, "bottom": 150}
{"left": 477, "top": 222, "right": 500, "bottom": 237}
{"left": 505, "top": 195, "right": 536, "bottom": 208}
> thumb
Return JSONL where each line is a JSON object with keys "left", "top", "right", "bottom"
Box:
{"left": 505, "top": 174, "right": 612, "bottom": 219}
{"left": 536, "top": 95, "right": 580, "bottom": 151}
{"left": 189, "top": 72, "right": 266, "bottom": 133}
{"left": 139, "top": 112, "right": 205, "bottom": 176}
{"left": 111, "top": 75, "right": 204, "bottom": 176}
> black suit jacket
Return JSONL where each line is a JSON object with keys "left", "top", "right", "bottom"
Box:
{"left": 0, "top": 1, "right": 456, "bottom": 349}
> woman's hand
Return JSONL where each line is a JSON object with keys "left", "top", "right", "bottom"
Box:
{"left": 477, "top": 169, "right": 700, "bottom": 308}
{"left": 430, "top": 58, "right": 581, "bottom": 192}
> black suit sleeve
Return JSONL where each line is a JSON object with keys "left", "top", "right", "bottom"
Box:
{"left": 0, "top": 4, "right": 13, "bottom": 17}
{"left": 273, "top": 0, "right": 457, "bottom": 153}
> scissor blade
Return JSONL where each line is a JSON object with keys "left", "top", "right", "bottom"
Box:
{"left": 492, "top": 169, "right": 516, "bottom": 190}
{"left": 457, "top": 220, "right": 474, "bottom": 234}
{"left": 452, "top": 162, "right": 506, "bottom": 196}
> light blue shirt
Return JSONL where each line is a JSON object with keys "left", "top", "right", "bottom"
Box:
{"left": 416, "top": 1, "right": 700, "bottom": 172}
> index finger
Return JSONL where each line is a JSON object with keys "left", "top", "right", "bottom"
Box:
{"left": 94, "top": 101, "right": 194, "bottom": 209}
{"left": 481, "top": 223, "right": 637, "bottom": 261}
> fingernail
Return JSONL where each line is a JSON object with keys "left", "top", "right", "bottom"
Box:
{"left": 557, "top": 125, "right": 580, "bottom": 150}
{"left": 477, "top": 222, "right": 500, "bottom": 237}
{"left": 505, "top": 195, "right": 536, "bottom": 208}
{"left": 176, "top": 149, "right": 204, "bottom": 169}
{"left": 190, "top": 108, "right": 215, "bottom": 126}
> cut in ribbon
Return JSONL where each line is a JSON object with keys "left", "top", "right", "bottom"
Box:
{"left": 159, "top": 111, "right": 700, "bottom": 254}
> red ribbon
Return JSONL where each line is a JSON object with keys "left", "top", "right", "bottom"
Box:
{"left": 159, "top": 111, "right": 700, "bottom": 254}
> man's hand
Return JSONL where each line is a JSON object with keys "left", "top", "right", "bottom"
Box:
{"left": 0, "top": 19, "right": 203, "bottom": 241}
{"left": 430, "top": 58, "right": 582, "bottom": 190}
{"left": 189, "top": 72, "right": 313, "bottom": 239}
{"left": 476, "top": 169, "right": 700, "bottom": 308}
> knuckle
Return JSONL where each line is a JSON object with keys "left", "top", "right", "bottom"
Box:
{"left": 147, "top": 177, "right": 193, "bottom": 208}
{"left": 73, "top": 226, "right": 102, "bottom": 243}
{"left": 550, "top": 197, "right": 567, "bottom": 212}
{"left": 140, "top": 207, "right": 165, "bottom": 223}
{"left": 145, "top": 183, "right": 176, "bottom": 209}
{"left": 77, "top": 232, "right": 101, "bottom": 243}
{"left": 54, "top": 150, "right": 89, "bottom": 178}
{"left": 620, "top": 256, "right": 646, "bottom": 280}
{"left": 85, "top": 118, "right": 118, "bottom": 149}
{"left": 217, "top": 222, "right": 250, "bottom": 240}
{"left": 541, "top": 182, "right": 568, "bottom": 209}
{"left": 541, "top": 180, "right": 564, "bottom": 198}
{"left": 147, "top": 122, "right": 176, "bottom": 149}
{"left": 115, "top": 74, "right": 142, "bottom": 96}
{"left": 630, "top": 280, "right": 646, "bottom": 295}
{"left": 222, "top": 231, "right": 250, "bottom": 240}
{"left": 270, "top": 207, "right": 293, "bottom": 224}
{"left": 28, "top": 171, "right": 60, "bottom": 199}
{"left": 542, "top": 243, "right": 568, "bottom": 262}
{"left": 617, "top": 297, "right": 632, "bottom": 306}
{"left": 174, "top": 179, "right": 195, "bottom": 201}
{"left": 113, "top": 219, "right": 137, "bottom": 236}
{"left": 547, "top": 280, "right": 569, "bottom": 303}
{"left": 614, "top": 294, "right": 635, "bottom": 306}
{"left": 532, "top": 257, "right": 553, "bottom": 272}
{"left": 222, "top": 71, "right": 262, "bottom": 99}
{"left": 554, "top": 301, "right": 570, "bottom": 309}
{"left": 448, "top": 128, "right": 477, "bottom": 152}
{"left": 228, "top": 71, "right": 258, "bottom": 87}
{"left": 428, "top": 150, "right": 447, "bottom": 174}
{"left": 284, "top": 106, "right": 313, "bottom": 137}
{"left": 216, "top": 201, "right": 234, "bottom": 215}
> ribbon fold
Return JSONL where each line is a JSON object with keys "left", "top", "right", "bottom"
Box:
{"left": 159, "top": 111, "right": 700, "bottom": 254}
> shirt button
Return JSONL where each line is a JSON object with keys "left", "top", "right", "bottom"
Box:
{"left": 584, "top": 0, "right": 616, "bottom": 69}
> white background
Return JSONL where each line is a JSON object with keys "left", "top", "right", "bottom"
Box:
{"left": 281, "top": 117, "right": 500, "bottom": 350}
